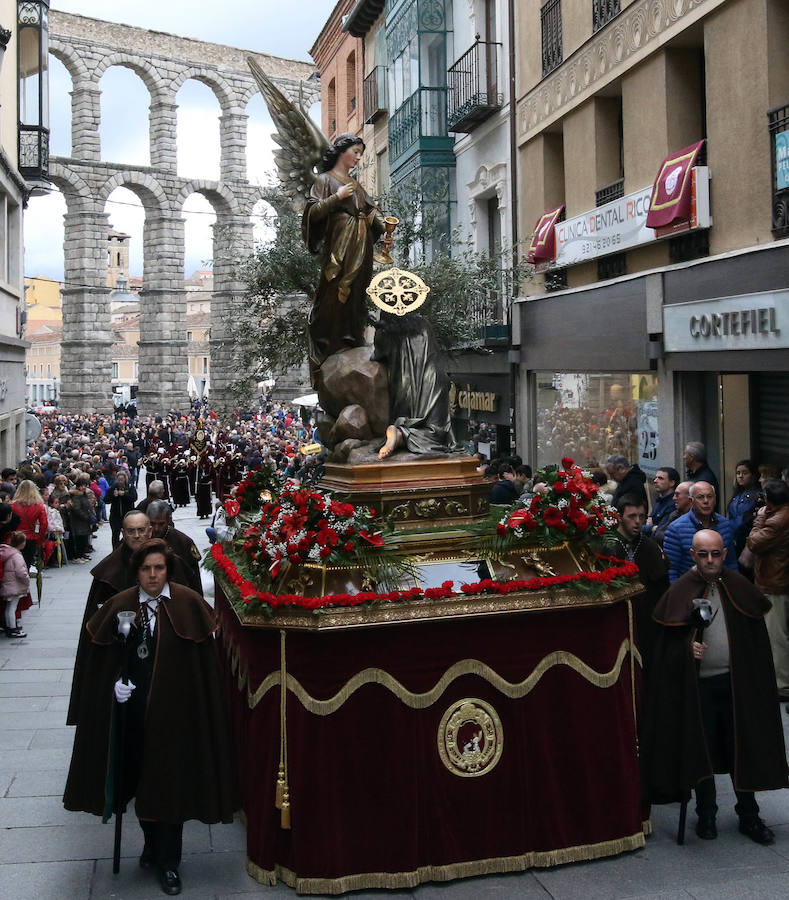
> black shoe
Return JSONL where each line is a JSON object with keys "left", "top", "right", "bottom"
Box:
{"left": 139, "top": 845, "right": 154, "bottom": 869}
{"left": 695, "top": 815, "right": 717, "bottom": 840}
{"left": 159, "top": 869, "right": 181, "bottom": 895}
{"left": 9, "top": 627, "right": 26, "bottom": 639}
{"left": 739, "top": 816, "right": 775, "bottom": 845}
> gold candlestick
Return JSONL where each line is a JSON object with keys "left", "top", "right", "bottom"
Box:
{"left": 373, "top": 217, "right": 399, "bottom": 266}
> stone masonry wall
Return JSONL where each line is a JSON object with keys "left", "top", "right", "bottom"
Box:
{"left": 47, "top": 11, "right": 319, "bottom": 415}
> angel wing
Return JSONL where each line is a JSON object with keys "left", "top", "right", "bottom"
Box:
{"left": 247, "top": 56, "right": 329, "bottom": 209}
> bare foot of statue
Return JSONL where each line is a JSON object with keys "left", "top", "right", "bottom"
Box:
{"left": 378, "top": 425, "right": 403, "bottom": 460}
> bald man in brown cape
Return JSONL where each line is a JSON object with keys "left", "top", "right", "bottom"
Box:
{"left": 640, "top": 529, "right": 788, "bottom": 844}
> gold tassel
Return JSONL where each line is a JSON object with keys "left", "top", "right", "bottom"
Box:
{"left": 276, "top": 629, "right": 291, "bottom": 825}
{"left": 275, "top": 764, "right": 285, "bottom": 809}
{"left": 280, "top": 784, "right": 291, "bottom": 829}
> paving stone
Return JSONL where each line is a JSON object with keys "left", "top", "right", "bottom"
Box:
{"left": 209, "top": 818, "right": 247, "bottom": 853}
{"left": 29, "top": 727, "right": 76, "bottom": 749}
{"left": 0, "top": 680, "right": 71, "bottom": 697}
{"left": 0, "top": 859, "right": 94, "bottom": 900}
{"left": 7, "top": 771, "right": 69, "bottom": 797}
{"left": 0, "top": 669, "right": 68, "bottom": 683}
{"left": 0, "top": 795, "right": 96, "bottom": 827}
{"left": 0, "top": 697, "right": 49, "bottom": 712}
{"left": 10, "top": 747, "right": 72, "bottom": 771}
{"left": 0, "top": 730, "right": 34, "bottom": 750}
{"left": 0, "top": 772, "right": 13, "bottom": 797}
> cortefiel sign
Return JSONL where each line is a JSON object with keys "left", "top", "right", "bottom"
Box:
{"left": 551, "top": 168, "right": 711, "bottom": 269}
{"left": 663, "top": 290, "right": 789, "bottom": 353}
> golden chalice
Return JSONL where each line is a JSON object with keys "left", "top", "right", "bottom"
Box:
{"left": 373, "top": 217, "right": 399, "bottom": 266}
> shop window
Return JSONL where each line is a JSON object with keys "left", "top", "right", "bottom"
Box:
{"left": 535, "top": 371, "right": 659, "bottom": 473}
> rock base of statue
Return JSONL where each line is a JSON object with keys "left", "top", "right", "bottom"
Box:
{"left": 314, "top": 347, "right": 389, "bottom": 448}
{"left": 319, "top": 451, "right": 491, "bottom": 531}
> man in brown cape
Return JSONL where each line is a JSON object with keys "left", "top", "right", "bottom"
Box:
{"left": 66, "top": 510, "right": 200, "bottom": 726}
{"left": 63, "top": 540, "right": 238, "bottom": 895}
{"left": 641, "top": 529, "right": 788, "bottom": 844}
{"left": 146, "top": 500, "right": 203, "bottom": 595}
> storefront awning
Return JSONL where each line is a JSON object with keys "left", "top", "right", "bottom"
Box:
{"left": 646, "top": 140, "right": 705, "bottom": 229}
{"left": 527, "top": 205, "right": 564, "bottom": 264}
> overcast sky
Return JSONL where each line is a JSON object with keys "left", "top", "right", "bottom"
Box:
{"left": 24, "top": 0, "right": 333, "bottom": 283}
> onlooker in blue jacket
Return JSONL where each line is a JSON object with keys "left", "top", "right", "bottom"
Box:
{"left": 727, "top": 459, "right": 761, "bottom": 555}
{"left": 663, "top": 481, "right": 737, "bottom": 582}
{"left": 643, "top": 466, "right": 680, "bottom": 543}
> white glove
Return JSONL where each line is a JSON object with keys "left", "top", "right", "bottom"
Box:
{"left": 114, "top": 679, "right": 136, "bottom": 703}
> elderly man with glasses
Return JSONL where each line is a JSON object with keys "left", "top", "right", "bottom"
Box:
{"left": 641, "top": 530, "right": 788, "bottom": 845}
{"left": 662, "top": 482, "right": 738, "bottom": 583}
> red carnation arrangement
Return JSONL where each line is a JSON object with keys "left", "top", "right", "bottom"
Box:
{"left": 496, "top": 458, "right": 618, "bottom": 548}
{"left": 238, "top": 483, "right": 383, "bottom": 582}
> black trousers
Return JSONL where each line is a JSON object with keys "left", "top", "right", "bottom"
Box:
{"left": 694, "top": 673, "right": 759, "bottom": 819}
{"left": 125, "top": 629, "right": 183, "bottom": 871}
{"left": 140, "top": 820, "right": 183, "bottom": 870}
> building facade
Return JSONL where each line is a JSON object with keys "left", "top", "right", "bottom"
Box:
{"left": 1, "top": 0, "right": 50, "bottom": 463}
{"left": 514, "top": 0, "right": 789, "bottom": 505}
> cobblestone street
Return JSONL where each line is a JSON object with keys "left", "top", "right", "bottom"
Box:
{"left": 1, "top": 503, "right": 789, "bottom": 899}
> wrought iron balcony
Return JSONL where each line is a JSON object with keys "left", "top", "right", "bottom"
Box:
{"left": 388, "top": 87, "right": 448, "bottom": 162}
{"left": 593, "top": 0, "right": 620, "bottom": 33}
{"left": 447, "top": 39, "right": 503, "bottom": 134}
{"left": 541, "top": 0, "right": 563, "bottom": 77}
{"left": 595, "top": 177, "right": 624, "bottom": 207}
{"left": 769, "top": 102, "right": 789, "bottom": 239}
{"left": 18, "top": 124, "right": 49, "bottom": 179}
{"left": 363, "top": 66, "right": 388, "bottom": 124}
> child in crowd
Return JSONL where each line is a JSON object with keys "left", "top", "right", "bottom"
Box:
{"left": 1, "top": 531, "right": 30, "bottom": 638}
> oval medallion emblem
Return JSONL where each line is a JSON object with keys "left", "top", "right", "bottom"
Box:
{"left": 437, "top": 698, "right": 503, "bottom": 777}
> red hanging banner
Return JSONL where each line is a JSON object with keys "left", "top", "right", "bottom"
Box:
{"left": 527, "top": 205, "right": 565, "bottom": 264}
{"left": 646, "top": 140, "right": 705, "bottom": 229}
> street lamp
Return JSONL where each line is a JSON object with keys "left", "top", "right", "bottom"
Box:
{"left": 17, "top": 0, "right": 50, "bottom": 187}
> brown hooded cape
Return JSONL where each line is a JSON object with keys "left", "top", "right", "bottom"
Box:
{"left": 66, "top": 544, "right": 201, "bottom": 726}
{"left": 63, "top": 584, "right": 239, "bottom": 824}
{"left": 640, "top": 567, "right": 788, "bottom": 804}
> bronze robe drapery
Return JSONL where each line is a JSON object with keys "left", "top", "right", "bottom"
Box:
{"left": 302, "top": 172, "right": 385, "bottom": 369}
{"left": 372, "top": 314, "right": 459, "bottom": 455}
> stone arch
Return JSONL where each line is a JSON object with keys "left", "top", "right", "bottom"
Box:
{"left": 99, "top": 171, "right": 170, "bottom": 213}
{"left": 48, "top": 160, "right": 93, "bottom": 205}
{"left": 172, "top": 66, "right": 236, "bottom": 114}
{"left": 48, "top": 40, "right": 88, "bottom": 84}
{"left": 177, "top": 179, "right": 238, "bottom": 218}
{"left": 94, "top": 53, "right": 166, "bottom": 99}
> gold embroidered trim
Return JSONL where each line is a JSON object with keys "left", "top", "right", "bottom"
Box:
{"left": 245, "top": 831, "right": 646, "bottom": 893}
{"left": 225, "top": 637, "right": 640, "bottom": 716}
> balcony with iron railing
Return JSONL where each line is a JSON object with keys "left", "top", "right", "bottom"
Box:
{"left": 468, "top": 290, "right": 510, "bottom": 345}
{"left": 769, "top": 103, "right": 789, "bottom": 239}
{"left": 388, "top": 86, "right": 449, "bottom": 164}
{"left": 363, "top": 66, "right": 388, "bottom": 124}
{"left": 593, "top": 0, "right": 620, "bottom": 33}
{"left": 447, "top": 38, "right": 503, "bottom": 133}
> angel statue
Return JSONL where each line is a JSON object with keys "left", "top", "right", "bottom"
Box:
{"left": 247, "top": 59, "right": 391, "bottom": 372}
